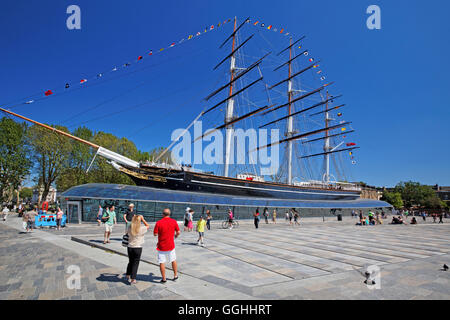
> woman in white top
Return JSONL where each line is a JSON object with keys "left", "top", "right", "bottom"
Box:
{"left": 126, "top": 215, "right": 149, "bottom": 284}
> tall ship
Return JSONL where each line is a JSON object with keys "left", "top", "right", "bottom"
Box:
{"left": 1, "top": 17, "right": 364, "bottom": 203}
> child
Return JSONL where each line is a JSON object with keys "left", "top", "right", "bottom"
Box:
{"left": 196, "top": 216, "right": 206, "bottom": 246}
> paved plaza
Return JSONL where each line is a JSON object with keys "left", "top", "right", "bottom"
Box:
{"left": 1, "top": 214, "right": 449, "bottom": 300}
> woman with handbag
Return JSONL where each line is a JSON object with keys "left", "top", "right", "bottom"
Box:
{"left": 125, "top": 215, "right": 150, "bottom": 284}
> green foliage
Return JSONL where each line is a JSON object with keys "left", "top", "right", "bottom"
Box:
{"left": 19, "top": 187, "right": 33, "bottom": 199}
{"left": 381, "top": 191, "right": 403, "bottom": 209}
{"left": 394, "top": 181, "right": 444, "bottom": 209}
{"left": 0, "top": 117, "right": 32, "bottom": 202}
{"left": 28, "top": 124, "right": 72, "bottom": 203}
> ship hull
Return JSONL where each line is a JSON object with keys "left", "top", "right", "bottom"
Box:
{"left": 120, "top": 166, "right": 360, "bottom": 201}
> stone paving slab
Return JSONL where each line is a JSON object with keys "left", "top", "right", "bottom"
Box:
{"left": 1, "top": 214, "right": 450, "bottom": 299}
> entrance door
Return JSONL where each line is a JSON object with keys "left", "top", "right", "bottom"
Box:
{"left": 67, "top": 201, "right": 82, "bottom": 224}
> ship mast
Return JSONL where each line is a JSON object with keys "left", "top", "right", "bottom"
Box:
{"left": 224, "top": 16, "right": 237, "bottom": 177}
{"left": 324, "top": 91, "right": 330, "bottom": 183}
{"left": 287, "top": 37, "right": 294, "bottom": 185}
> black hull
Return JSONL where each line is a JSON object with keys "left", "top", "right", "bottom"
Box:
{"left": 123, "top": 168, "right": 360, "bottom": 201}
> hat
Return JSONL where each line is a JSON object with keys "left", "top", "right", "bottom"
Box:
{"left": 129, "top": 203, "right": 134, "bottom": 207}
{"left": 185, "top": 207, "right": 191, "bottom": 212}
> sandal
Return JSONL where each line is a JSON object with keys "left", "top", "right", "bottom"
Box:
{"left": 160, "top": 279, "right": 167, "bottom": 283}
{"left": 173, "top": 276, "right": 178, "bottom": 281}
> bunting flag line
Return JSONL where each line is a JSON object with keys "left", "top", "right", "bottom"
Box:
{"left": 346, "top": 143, "right": 356, "bottom": 147}
{"left": 7, "top": 18, "right": 232, "bottom": 106}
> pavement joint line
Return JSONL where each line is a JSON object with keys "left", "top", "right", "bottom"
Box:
{"left": 297, "top": 228, "right": 450, "bottom": 253}
{"left": 201, "top": 242, "right": 296, "bottom": 280}
{"left": 206, "top": 237, "right": 335, "bottom": 274}
{"left": 256, "top": 226, "right": 450, "bottom": 254}
{"left": 217, "top": 230, "right": 389, "bottom": 267}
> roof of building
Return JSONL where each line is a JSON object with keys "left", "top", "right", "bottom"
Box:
{"left": 60, "top": 183, "right": 392, "bottom": 209}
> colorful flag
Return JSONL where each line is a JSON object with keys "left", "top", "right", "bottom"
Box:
{"left": 309, "top": 58, "right": 314, "bottom": 62}
{"left": 320, "top": 76, "right": 326, "bottom": 81}
{"left": 123, "top": 63, "right": 130, "bottom": 67}
{"left": 285, "top": 33, "right": 290, "bottom": 36}
{"left": 65, "top": 83, "right": 70, "bottom": 88}
{"left": 97, "top": 73, "right": 103, "bottom": 78}
{"left": 44, "top": 90, "right": 53, "bottom": 96}
{"left": 210, "top": 25, "right": 214, "bottom": 30}
{"left": 267, "top": 25, "right": 272, "bottom": 30}
{"left": 148, "top": 50, "right": 153, "bottom": 55}
{"left": 313, "top": 64, "right": 319, "bottom": 68}
{"left": 304, "top": 51, "right": 309, "bottom": 56}
{"left": 188, "top": 35, "right": 193, "bottom": 39}
{"left": 280, "top": 28, "right": 284, "bottom": 33}
{"left": 261, "top": 23, "right": 265, "bottom": 27}
{"left": 159, "top": 48, "right": 164, "bottom": 51}
{"left": 317, "top": 70, "right": 322, "bottom": 74}
{"left": 341, "top": 127, "right": 346, "bottom": 131}
{"left": 337, "top": 113, "right": 342, "bottom": 117}
{"left": 346, "top": 143, "right": 356, "bottom": 147}
{"left": 137, "top": 56, "right": 143, "bottom": 60}
{"left": 254, "top": 21, "right": 259, "bottom": 26}
{"left": 170, "top": 43, "right": 175, "bottom": 47}
{"left": 196, "top": 32, "right": 201, "bottom": 36}
{"left": 349, "top": 152, "right": 353, "bottom": 155}
{"left": 80, "top": 79, "right": 87, "bottom": 84}
{"left": 112, "top": 67, "right": 117, "bottom": 71}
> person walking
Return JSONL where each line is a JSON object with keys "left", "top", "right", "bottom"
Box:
{"left": 196, "top": 216, "right": 206, "bottom": 246}
{"left": 285, "top": 211, "right": 289, "bottom": 222}
{"left": 421, "top": 211, "right": 427, "bottom": 222}
{"left": 263, "top": 207, "right": 269, "bottom": 224}
{"left": 253, "top": 208, "right": 260, "bottom": 229}
{"left": 293, "top": 210, "right": 300, "bottom": 226}
{"left": 153, "top": 208, "right": 180, "bottom": 283}
{"left": 126, "top": 215, "right": 150, "bottom": 284}
{"left": 432, "top": 214, "right": 437, "bottom": 223}
{"left": 227, "top": 208, "right": 234, "bottom": 229}
{"left": 96, "top": 205, "right": 103, "bottom": 226}
{"left": 26, "top": 208, "right": 37, "bottom": 232}
{"left": 56, "top": 207, "right": 64, "bottom": 230}
{"left": 439, "top": 212, "right": 444, "bottom": 224}
{"left": 272, "top": 209, "right": 277, "bottom": 224}
{"left": 22, "top": 209, "right": 28, "bottom": 230}
{"left": 123, "top": 203, "right": 135, "bottom": 233}
{"left": 103, "top": 205, "right": 117, "bottom": 244}
{"left": 2, "top": 205, "right": 8, "bottom": 221}
{"left": 187, "top": 208, "right": 194, "bottom": 232}
{"left": 289, "top": 210, "right": 293, "bottom": 226}
{"left": 183, "top": 207, "right": 190, "bottom": 231}
{"left": 206, "top": 210, "right": 212, "bottom": 230}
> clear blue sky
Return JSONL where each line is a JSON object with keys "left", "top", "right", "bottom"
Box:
{"left": 1, "top": 0, "right": 449, "bottom": 187}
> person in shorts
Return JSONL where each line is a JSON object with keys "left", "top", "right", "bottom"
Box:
{"left": 196, "top": 216, "right": 206, "bottom": 246}
{"left": 26, "top": 209, "right": 37, "bottom": 232}
{"left": 96, "top": 205, "right": 103, "bottom": 226}
{"left": 56, "top": 207, "right": 64, "bottom": 230}
{"left": 153, "top": 208, "right": 180, "bottom": 283}
{"left": 103, "top": 205, "right": 117, "bottom": 244}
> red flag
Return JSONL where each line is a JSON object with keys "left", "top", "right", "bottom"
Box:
{"left": 137, "top": 56, "right": 143, "bottom": 60}
{"left": 346, "top": 143, "right": 356, "bottom": 147}
{"left": 148, "top": 50, "right": 153, "bottom": 55}
{"left": 80, "top": 79, "right": 87, "bottom": 84}
{"left": 44, "top": 90, "right": 53, "bottom": 96}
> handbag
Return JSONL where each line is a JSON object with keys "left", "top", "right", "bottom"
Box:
{"left": 122, "top": 233, "right": 129, "bottom": 247}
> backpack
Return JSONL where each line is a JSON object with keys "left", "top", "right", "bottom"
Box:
{"left": 101, "top": 211, "right": 110, "bottom": 223}
{"left": 122, "top": 233, "right": 129, "bottom": 247}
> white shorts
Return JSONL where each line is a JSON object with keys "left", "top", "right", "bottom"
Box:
{"left": 157, "top": 249, "right": 176, "bottom": 264}
{"left": 105, "top": 224, "right": 114, "bottom": 232}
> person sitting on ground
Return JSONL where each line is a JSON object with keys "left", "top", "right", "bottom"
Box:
{"left": 410, "top": 217, "right": 418, "bottom": 225}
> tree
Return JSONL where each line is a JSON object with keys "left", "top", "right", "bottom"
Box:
{"left": 28, "top": 124, "right": 72, "bottom": 204}
{"left": 56, "top": 127, "right": 94, "bottom": 192}
{"left": 381, "top": 191, "right": 403, "bottom": 209}
{"left": 394, "top": 181, "right": 443, "bottom": 209}
{"left": 148, "top": 147, "right": 174, "bottom": 164}
{"left": 19, "top": 187, "right": 33, "bottom": 200}
{"left": 0, "top": 117, "right": 32, "bottom": 203}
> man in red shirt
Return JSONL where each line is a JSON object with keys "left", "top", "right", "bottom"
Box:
{"left": 153, "top": 208, "right": 180, "bottom": 283}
